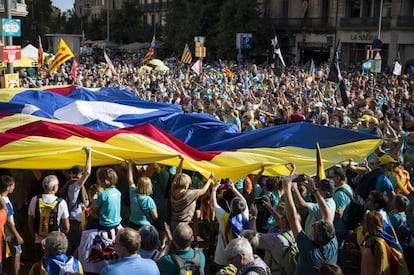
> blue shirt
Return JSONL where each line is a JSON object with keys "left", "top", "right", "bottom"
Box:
{"left": 157, "top": 249, "right": 206, "bottom": 275}
{"left": 333, "top": 184, "right": 353, "bottom": 235}
{"left": 100, "top": 254, "right": 160, "bottom": 275}
{"left": 95, "top": 187, "right": 122, "bottom": 227}
{"left": 296, "top": 231, "right": 338, "bottom": 275}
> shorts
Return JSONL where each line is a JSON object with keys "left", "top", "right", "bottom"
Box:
{"left": 7, "top": 237, "right": 22, "bottom": 256}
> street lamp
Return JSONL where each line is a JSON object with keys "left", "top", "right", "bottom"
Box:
{"left": 106, "top": 0, "right": 110, "bottom": 42}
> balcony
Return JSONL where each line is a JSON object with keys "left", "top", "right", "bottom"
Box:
{"left": 339, "top": 17, "right": 391, "bottom": 30}
{"left": 140, "top": 2, "right": 168, "bottom": 12}
{"left": 396, "top": 16, "right": 414, "bottom": 29}
{"left": 0, "top": 0, "right": 28, "bottom": 17}
{"left": 272, "top": 17, "right": 335, "bottom": 32}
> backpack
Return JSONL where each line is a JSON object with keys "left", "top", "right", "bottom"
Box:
{"left": 278, "top": 231, "right": 299, "bottom": 275}
{"left": 336, "top": 187, "right": 366, "bottom": 230}
{"left": 356, "top": 168, "right": 383, "bottom": 200}
{"left": 31, "top": 256, "right": 83, "bottom": 275}
{"left": 34, "top": 195, "right": 63, "bottom": 237}
{"left": 171, "top": 249, "right": 204, "bottom": 275}
{"left": 243, "top": 265, "right": 271, "bottom": 275}
{"left": 59, "top": 180, "right": 88, "bottom": 215}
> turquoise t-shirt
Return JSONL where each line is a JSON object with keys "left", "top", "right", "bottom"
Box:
{"left": 389, "top": 211, "right": 407, "bottom": 230}
{"left": 296, "top": 231, "right": 338, "bottom": 275}
{"left": 95, "top": 187, "right": 122, "bottom": 227}
{"left": 129, "top": 185, "right": 157, "bottom": 226}
{"left": 333, "top": 184, "right": 353, "bottom": 235}
{"left": 157, "top": 248, "right": 206, "bottom": 275}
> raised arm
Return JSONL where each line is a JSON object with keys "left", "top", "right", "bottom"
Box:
{"left": 78, "top": 146, "right": 92, "bottom": 187}
{"left": 306, "top": 176, "right": 332, "bottom": 222}
{"left": 198, "top": 173, "right": 214, "bottom": 197}
{"left": 282, "top": 164, "right": 302, "bottom": 239}
{"left": 127, "top": 160, "right": 135, "bottom": 186}
{"left": 291, "top": 181, "right": 309, "bottom": 210}
{"left": 210, "top": 180, "right": 221, "bottom": 208}
{"left": 171, "top": 156, "right": 184, "bottom": 184}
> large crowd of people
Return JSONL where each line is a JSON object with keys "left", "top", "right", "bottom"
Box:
{"left": 3, "top": 55, "right": 414, "bottom": 274}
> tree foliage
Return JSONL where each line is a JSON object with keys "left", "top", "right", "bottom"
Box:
{"left": 163, "top": 0, "right": 271, "bottom": 61}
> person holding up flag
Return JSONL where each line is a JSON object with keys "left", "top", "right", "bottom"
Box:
{"left": 49, "top": 38, "right": 74, "bottom": 74}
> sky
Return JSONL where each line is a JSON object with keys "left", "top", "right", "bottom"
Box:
{"left": 51, "top": 0, "right": 74, "bottom": 12}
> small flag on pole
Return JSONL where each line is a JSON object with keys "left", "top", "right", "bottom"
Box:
{"left": 271, "top": 35, "right": 286, "bottom": 67}
{"left": 181, "top": 43, "right": 192, "bottom": 64}
{"left": 309, "top": 59, "right": 315, "bottom": 80}
{"left": 191, "top": 59, "right": 202, "bottom": 75}
{"left": 327, "top": 40, "right": 348, "bottom": 107}
{"left": 38, "top": 36, "right": 44, "bottom": 67}
{"left": 393, "top": 52, "right": 402, "bottom": 76}
{"left": 242, "top": 75, "right": 249, "bottom": 93}
{"left": 104, "top": 51, "right": 118, "bottom": 77}
{"left": 219, "top": 60, "right": 233, "bottom": 78}
{"left": 143, "top": 36, "right": 155, "bottom": 63}
{"left": 316, "top": 142, "right": 326, "bottom": 181}
{"left": 49, "top": 38, "right": 74, "bottom": 74}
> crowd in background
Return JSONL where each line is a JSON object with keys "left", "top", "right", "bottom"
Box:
{"left": 4, "top": 57, "right": 414, "bottom": 274}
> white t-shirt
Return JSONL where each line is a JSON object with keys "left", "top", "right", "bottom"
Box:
{"left": 28, "top": 194, "right": 69, "bottom": 243}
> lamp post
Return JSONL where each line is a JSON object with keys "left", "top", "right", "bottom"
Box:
{"left": 5, "top": 0, "right": 13, "bottom": 74}
{"left": 377, "top": 0, "right": 384, "bottom": 39}
{"left": 106, "top": 0, "right": 110, "bottom": 42}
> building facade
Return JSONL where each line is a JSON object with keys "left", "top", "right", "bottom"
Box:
{"left": 267, "top": 0, "right": 414, "bottom": 68}
{"left": 0, "top": 0, "right": 27, "bottom": 17}
{"left": 75, "top": 0, "right": 168, "bottom": 25}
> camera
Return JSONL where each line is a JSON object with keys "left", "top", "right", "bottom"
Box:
{"left": 254, "top": 197, "right": 263, "bottom": 204}
{"left": 293, "top": 174, "right": 306, "bottom": 183}
{"left": 220, "top": 178, "right": 229, "bottom": 185}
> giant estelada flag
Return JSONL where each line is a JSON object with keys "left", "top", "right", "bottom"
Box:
{"left": 0, "top": 86, "right": 382, "bottom": 180}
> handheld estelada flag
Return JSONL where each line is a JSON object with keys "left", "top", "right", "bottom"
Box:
{"left": 181, "top": 44, "right": 192, "bottom": 64}
{"left": 143, "top": 36, "right": 155, "bottom": 63}
{"left": 49, "top": 38, "right": 74, "bottom": 74}
{"left": 104, "top": 51, "right": 118, "bottom": 77}
{"left": 38, "top": 36, "right": 44, "bottom": 67}
{"left": 316, "top": 142, "right": 326, "bottom": 181}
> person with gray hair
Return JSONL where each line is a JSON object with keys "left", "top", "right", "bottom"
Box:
{"left": 29, "top": 231, "right": 84, "bottom": 274}
{"left": 100, "top": 227, "right": 160, "bottom": 275}
{"left": 139, "top": 225, "right": 160, "bottom": 260}
{"left": 28, "top": 175, "right": 70, "bottom": 261}
{"left": 225, "top": 237, "right": 269, "bottom": 275}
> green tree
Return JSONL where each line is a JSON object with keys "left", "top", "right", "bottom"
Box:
{"left": 110, "top": 1, "right": 148, "bottom": 43}
{"left": 164, "top": 0, "right": 270, "bottom": 61}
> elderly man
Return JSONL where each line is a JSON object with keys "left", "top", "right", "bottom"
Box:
{"left": 100, "top": 227, "right": 160, "bottom": 275}
{"left": 225, "top": 237, "right": 269, "bottom": 275}
{"left": 29, "top": 231, "right": 83, "bottom": 274}
{"left": 28, "top": 175, "right": 70, "bottom": 261}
